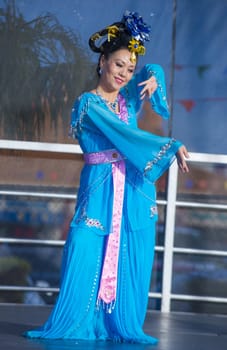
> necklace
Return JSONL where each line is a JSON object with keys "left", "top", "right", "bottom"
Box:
{"left": 96, "top": 89, "right": 119, "bottom": 113}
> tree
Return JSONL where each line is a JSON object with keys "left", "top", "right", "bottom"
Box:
{"left": 0, "top": 0, "right": 96, "bottom": 140}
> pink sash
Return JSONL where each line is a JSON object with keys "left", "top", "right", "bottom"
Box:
{"left": 97, "top": 159, "right": 125, "bottom": 312}
{"left": 84, "top": 94, "right": 128, "bottom": 312}
{"left": 84, "top": 151, "right": 126, "bottom": 313}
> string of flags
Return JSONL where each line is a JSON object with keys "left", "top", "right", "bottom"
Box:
{"left": 174, "top": 64, "right": 212, "bottom": 77}
{"left": 176, "top": 97, "right": 227, "bottom": 112}
{"left": 173, "top": 64, "right": 227, "bottom": 112}
{"left": 174, "top": 64, "right": 227, "bottom": 77}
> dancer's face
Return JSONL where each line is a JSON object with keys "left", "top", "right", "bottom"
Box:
{"left": 99, "top": 48, "right": 136, "bottom": 92}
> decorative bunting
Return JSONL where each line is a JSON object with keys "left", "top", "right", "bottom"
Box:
{"left": 174, "top": 64, "right": 212, "bottom": 77}
{"left": 197, "top": 64, "right": 211, "bottom": 78}
{"left": 174, "top": 63, "right": 227, "bottom": 77}
{"left": 174, "top": 64, "right": 184, "bottom": 70}
{"left": 178, "top": 99, "right": 195, "bottom": 112}
{"left": 177, "top": 97, "right": 227, "bottom": 112}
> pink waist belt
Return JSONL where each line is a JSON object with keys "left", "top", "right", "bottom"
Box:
{"left": 84, "top": 149, "right": 126, "bottom": 313}
{"left": 84, "top": 149, "right": 125, "bottom": 164}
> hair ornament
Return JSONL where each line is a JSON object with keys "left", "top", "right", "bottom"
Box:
{"left": 89, "top": 11, "right": 151, "bottom": 63}
{"left": 128, "top": 38, "right": 146, "bottom": 55}
{"left": 123, "top": 11, "right": 151, "bottom": 62}
{"left": 107, "top": 25, "right": 120, "bottom": 42}
{"left": 129, "top": 51, "right": 136, "bottom": 64}
{"left": 123, "top": 10, "right": 151, "bottom": 43}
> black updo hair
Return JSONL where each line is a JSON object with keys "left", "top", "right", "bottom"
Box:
{"left": 89, "top": 22, "right": 138, "bottom": 77}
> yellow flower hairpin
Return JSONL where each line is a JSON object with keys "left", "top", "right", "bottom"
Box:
{"left": 128, "top": 39, "right": 146, "bottom": 55}
{"left": 128, "top": 39, "right": 146, "bottom": 64}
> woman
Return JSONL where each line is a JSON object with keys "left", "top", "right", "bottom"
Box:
{"left": 24, "top": 11, "right": 189, "bottom": 344}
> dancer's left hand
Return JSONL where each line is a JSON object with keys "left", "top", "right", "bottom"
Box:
{"left": 138, "top": 76, "right": 158, "bottom": 100}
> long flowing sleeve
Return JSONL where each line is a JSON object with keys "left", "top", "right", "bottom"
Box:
{"left": 125, "top": 63, "right": 170, "bottom": 119}
{"left": 86, "top": 102, "right": 181, "bottom": 182}
{"left": 70, "top": 62, "right": 181, "bottom": 183}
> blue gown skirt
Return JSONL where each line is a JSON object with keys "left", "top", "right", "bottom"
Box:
{"left": 24, "top": 217, "right": 158, "bottom": 344}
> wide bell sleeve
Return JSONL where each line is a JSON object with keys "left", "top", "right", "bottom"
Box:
{"left": 86, "top": 102, "right": 182, "bottom": 182}
{"left": 69, "top": 96, "right": 88, "bottom": 139}
{"left": 125, "top": 63, "right": 170, "bottom": 119}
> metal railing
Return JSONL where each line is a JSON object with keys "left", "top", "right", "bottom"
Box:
{"left": 160, "top": 153, "right": 227, "bottom": 312}
{"left": 1, "top": 140, "right": 227, "bottom": 312}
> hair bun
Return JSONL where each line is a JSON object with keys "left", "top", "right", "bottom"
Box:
{"left": 88, "top": 11, "right": 151, "bottom": 62}
{"left": 88, "top": 22, "right": 125, "bottom": 53}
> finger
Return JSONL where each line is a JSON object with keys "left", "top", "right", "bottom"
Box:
{"left": 138, "top": 77, "right": 157, "bottom": 87}
{"left": 179, "top": 159, "right": 189, "bottom": 173}
{"left": 182, "top": 147, "right": 190, "bottom": 159}
{"left": 139, "top": 85, "right": 157, "bottom": 99}
{"left": 177, "top": 152, "right": 189, "bottom": 173}
{"left": 138, "top": 80, "right": 147, "bottom": 87}
{"left": 138, "top": 78, "right": 154, "bottom": 86}
{"left": 140, "top": 90, "right": 153, "bottom": 100}
{"left": 140, "top": 87, "right": 149, "bottom": 99}
{"left": 179, "top": 146, "right": 190, "bottom": 159}
{"left": 182, "top": 161, "right": 189, "bottom": 173}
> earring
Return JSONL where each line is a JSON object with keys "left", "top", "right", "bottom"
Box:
{"left": 99, "top": 67, "right": 103, "bottom": 75}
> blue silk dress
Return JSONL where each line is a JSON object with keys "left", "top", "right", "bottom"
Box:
{"left": 24, "top": 64, "right": 182, "bottom": 344}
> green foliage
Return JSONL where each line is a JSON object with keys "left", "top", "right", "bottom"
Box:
{"left": 0, "top": 255, "right": 31, "bottom": 303}
{"left": 0, "top": 0, "right": 96, "bottom": 140}
{"left": 0, "top": 255, "right": 30, "bottom": 275}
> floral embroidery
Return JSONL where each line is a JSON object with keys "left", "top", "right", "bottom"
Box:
{"left": 118, "top": 94, "right": 129, "bottom": 124}
{"left": 69, "top": 96, "right": 89, "bottom": 139}
{"left": 148, "top": 69, "right": 169, "bottom": 109}
{"left": 85, "top": 217, "right": 105, "bottom": 231}
{"left": 75, "top": 206, "right": 105, "bottom": 232}
{"left": 150, "top": 206, "right": 158, "bottom": 218}
{"left": 144, "top": 138, "right": 176, "bottom": 174}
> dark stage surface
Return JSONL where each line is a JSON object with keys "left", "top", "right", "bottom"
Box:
{"left": 1, "top": 304, "right": 227, "bottom": 350}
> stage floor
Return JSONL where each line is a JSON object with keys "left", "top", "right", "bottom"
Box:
{"left": 0, "top": 304, "right": 227, "bottom": 350}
